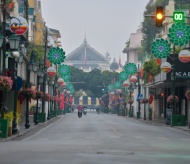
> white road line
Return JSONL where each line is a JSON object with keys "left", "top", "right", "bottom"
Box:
{"left": 134, "top": 136, "right": 145, "bottom": 139}
{"left": 156, "top": 137, "right": 168, "bottom": 140}
{"left": 85, "top": 136, "right": 95, "bottom": 139}
{"left": 110, "top": 136, "right": 120, "bottom": 138}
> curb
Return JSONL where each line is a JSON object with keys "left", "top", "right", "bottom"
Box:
{"left": 0, "top": 115, "right": 64, "bottom": 142}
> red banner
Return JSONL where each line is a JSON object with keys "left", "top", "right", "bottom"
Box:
{"left": 60, "top": 94, "right": 64, "bottom": 110}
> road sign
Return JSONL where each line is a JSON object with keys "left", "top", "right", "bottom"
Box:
{"left": 173, "top": 12, "right": 184, "bottom": 22}
{"left": 137, "top": 94, "right": 143, "bottom": 100}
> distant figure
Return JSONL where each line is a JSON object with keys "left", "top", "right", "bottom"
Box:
{"left": 77, "top": 105, "right": 83, "bottom": 117}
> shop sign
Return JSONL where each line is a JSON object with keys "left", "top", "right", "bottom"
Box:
{"left": 176, "top": 72, "right": 190, "bottom": 78}
{"left": 161, "top": 62, "right": 171, "bottom": 73}
{"left": 178, "top": 50, "right": 190, "bottom": 63}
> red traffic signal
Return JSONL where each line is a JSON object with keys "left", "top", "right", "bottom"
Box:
{"left": 156, "top": 6, "right": 164, "bottom": 27}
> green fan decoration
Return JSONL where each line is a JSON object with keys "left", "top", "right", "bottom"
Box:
{"left": 150, "top": 38, "right": 171, "bottom": 59}
{"left": 108, "top": 84, "right": 114, "bottom": 91}
{"left": 168, "top": 22, "right": 190, "bottom": 46}
{"left": 119, "top": 71, "right": 129, "bottom": 81}
{"left": 66, "top": 83, "right": 73, "bottom": 90}
{"left": 124, "top": 63, "right": 137, "bottom": 75}
{"left": 62, "top": 74, "right": 71, "bottom": 81}
{"left": 114, "top": 81, "right": 122, "bottom": 89}
{"left": 58, "top": 64, "right": 70, "bottom": 76}
{"left": 70, "top": 89, "right": 75, "bottom": 95}
{"left": 48, "top": 47, "right": 66, "bottom": 64}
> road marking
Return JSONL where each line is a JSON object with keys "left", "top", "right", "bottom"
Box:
{"left": 108, "top": 125, "right": 122, "bottom": 137}
{"left": 134, "top": 136, "right": 145, "bottom": 139}
{"left": 110, "top": 136, "right": 120, "bottom": 138}
{"left": 86, "top": 136, "right": 95, "bottom": 139}
{"left": 180, "top": 138, "right": 190, "bottom": 141}
{"left": 156, "top": 137, "right": 168, "bottom": 140}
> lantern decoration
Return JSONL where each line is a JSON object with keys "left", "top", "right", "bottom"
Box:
{"left": 110, "top": 92, "right": 115, "bottom": 95}
{"left": 108, "top": 84, "right": 114, "bottom": 91}
{"left": 150, "top": 38, "right": 171, "bottom": 59}
{"left": 156, "top": 58, "right": 161, "bottom": 65}
{"left": 58, "top": 64, "right": 70, "bottom": 76}
{"left": 114, "top": 81, "right": 122, "bottom": 89}
{"left": 48, "top": 47, "right": 66, "bottom": 64}
{"left": 130, "top": 75, "right": 137, "bottom": 83}
{"left": 124, "top": 63, "right": 137, "bottom": 75}
{"left": 160, "top": 62, "right": 172, "bottom": 73}
{"left": 66, "top": 83, "right": 74, "bottom": 91}
{"left": 148, "top": 74, "right": 153, "bottom": 82}
{"left": 178, "top": 49, "right": 190, "bottom": 63}
{"left": 140, "top": 69, "right": 144, "bottom": 78}
{"left": 61, "top": 82, "right": 66, "bottom": 87}
{"left": 119, "top": 71, "right": 129, "bottom": 81}
{"left": 46, "top": 60, "right": 51, "bottom": 67}
{"left": 123, "top": 80, "right": 129, "bottom": 87}
{"left": 168, "top": 22, "right": 190, "bottom": 46}
{"left": 57, "top": 78, "right": 64, "bottom": 85}
{"left": 47, "top": 66, "right": 56, "bottom": 77}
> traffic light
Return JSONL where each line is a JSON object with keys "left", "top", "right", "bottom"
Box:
{"left": 156, "top": 6, "right": 164, "bottom": 27}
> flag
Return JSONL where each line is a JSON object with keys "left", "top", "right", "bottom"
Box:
{"left": 119, "top": 56, "right": 121, "bottom": 66}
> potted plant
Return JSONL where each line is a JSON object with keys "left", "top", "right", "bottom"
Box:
{"left": 140, "top": 98, "right": 149, "bottom": 104}
{"left": 18, "top": 88, "right": 36, "bottom": 103}
{"left": 3, "top": 112, "right": 13, "bottom": 136}
{"left": 185, "top": 90, "right": 190, "bottom": 100}
{"left": 44, "top": 93, "right": 50, "bottom": 101}
{"left": 167, "top": 95, "right": 179, "bottom": 104}
{"left": 35, "top": 91, "right": 44, "bottom": 99}
{"left": 29, "top": 105, "right": 35, "bottom": 115}
{"left": 127, "top": 100, "right": 134, "bottom": 104}
{"left": 0, "top": 76, "right": 13, "bottom": 92}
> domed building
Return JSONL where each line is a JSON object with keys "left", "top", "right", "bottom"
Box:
{"left": 64, "top": 38, "right": 111, "bottom": 72}
{"left": 110, "top": 57, "right": 122, "bottom": 73}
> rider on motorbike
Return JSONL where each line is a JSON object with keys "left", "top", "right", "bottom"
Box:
{"left": 77, "top": 105, "right": 83, "bottom": 117}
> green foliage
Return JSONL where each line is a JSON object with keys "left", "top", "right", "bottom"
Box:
{"left": 70, "top": 66, "right": 119, "bottom": 97}
{"left": 27, "top": 42, "right": 44, "bottom": 60}
{"left": 142, "top": 0, "right": 169, "bottom": 54}
{"left": 143, "top": 59, "right": 160, "bottom": 83}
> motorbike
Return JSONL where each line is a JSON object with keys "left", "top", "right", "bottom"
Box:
{"left": 96, "top": 109, "right": 100, "bottom": 114}
{"left": 83, "top": 109, "right": 87, "bottom": 115}
{"left": 78, "top": 111, "right": 82, "bottom": 118}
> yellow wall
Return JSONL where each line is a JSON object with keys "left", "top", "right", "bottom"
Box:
{"left": 29, "top": 0, "right": 35, "bottom": 8}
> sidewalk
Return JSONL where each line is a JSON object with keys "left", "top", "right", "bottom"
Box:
{"left": 0, "top": 115, "right": 64, "bottom": 142}
{"left": 130, "top": 116, "right": 190, "bottom": 133}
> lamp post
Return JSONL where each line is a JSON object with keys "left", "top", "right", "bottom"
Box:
{"left": 143, "top": 85, "right": 146, "bottom": 120}
{"left": 137, "top": 70, "right": 141, "bottom": 119}
{"left": 34, "top": 61, "right": 44, "bottom": 125}
{"left": 25, "top": 50, "right": 38, "bottom": 128}
{"left": 0, "top": 30, "right": 21, "bottom": 134}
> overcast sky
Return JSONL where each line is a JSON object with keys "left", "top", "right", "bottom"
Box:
{"left": 41, "top": 0, "right": 149, "bottom": 64}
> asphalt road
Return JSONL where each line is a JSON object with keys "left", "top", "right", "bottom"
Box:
{"left": 0, "top": 111, "right": 190, "bottom": 164}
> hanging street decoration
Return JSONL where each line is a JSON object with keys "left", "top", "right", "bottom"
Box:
{"left": 48, "top": 47, "right": 66, "bottom": 65}
{"left": 58, "top": 64, "right": 70, "bottom": 76}
{"left": 114, "top": 81, "right": 122, "bottom": 89}
{"left": 62, "top": 74, "right": 71, "bottom": 81}
{"left": 119, "top": 71, "right": 129, "bottom": 81}
{"left": 178, "top": 49, "right": 190, "bottom": 63}
{"left": 10, "top": 16, "right": 28, "bottom": 35}
{"left": 108, "top": 84, "right": 114, "bottom": 91}
{"left": 130, "top": 75, "right": 137, "bottom": 83}
{"left": 150, "top": 38, "right": 171, "bottom": 59}
{"left": 124, "top": 63, "right": 137, "bottom": 75}
{"left": 160, "top": 62, "right": 172, "bottom": 73}
{"left": 168, "top": 22, "right": 190, "bottom": 46}
{"left": 47, "top": 66, "right": 56, "bottom": 77}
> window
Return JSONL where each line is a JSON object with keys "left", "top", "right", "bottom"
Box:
{"left": 137, "top": 52, "right": 141, "bottom": 61}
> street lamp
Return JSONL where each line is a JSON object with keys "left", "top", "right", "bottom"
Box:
{"left": 34, "top": 61, "right": 44, "bottom": 125}
{"left": 25, "top": 50, "right": 38, "bottom": 129}
{"left": 0, "top": 32, "right": 21, "bottom": 134}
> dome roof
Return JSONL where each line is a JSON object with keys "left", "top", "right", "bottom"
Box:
{"left": 110, "top": 58, "right": 119, "bottom": 70}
